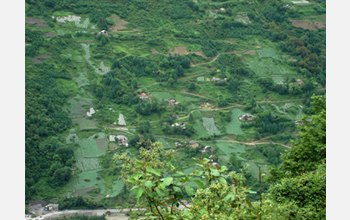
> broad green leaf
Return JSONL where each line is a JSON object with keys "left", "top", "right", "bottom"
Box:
{"left": 193, "top": 179, "right": 205, "bottom": 189}
{"left": 163, "top": 177, "right": 173, "bottom": 186}
{"left": 147, "top": 191, "right": 155, "bottom": 198}
{"left": 219, "top": 177, "right": 227, "bottom": 183}
{"left": 131, "top": 173, "right": 143, "bottom": 180}
{"left": 147, "top": 168, "right": 161, "bottom": 176}
{"left": 224, "top": 193, "right": 236, "bottom": 202}
{"left": 220, "top": 166, "right": 228, "bottom": 172}
{"left": 246, "top": 199, "right": 253, "bottom": 208}
{"left": 167, "top": 215, "right": 177, "bottom": 219}
{"left": 211, "top": 169, "right": 220, "bottom": 176}
{"left": 196, "top": 170, "right": 204, "bottom": 176}
{"left": 176, "top": 171, "right": 185, "bottom": 175}
{"left": 159, "top": 183, "right": 167, "bottom": 189}
{"left": 173, "top": 186, "right": 182, "bottom": 193}
{"left": 127, "top": 178, "right": 136, "bottom": 183}
{"left": 145, "top": 181, "right": 153, "bottom": 190}
{"left": 135, "top": 161, "right": 144, "bottom": 167}
{"left": 156, "top": 188, "right": 165, "bottom": 197}
{"left": 185, "top": 185, "right": 195, "bottom": 196}
{"left": 130, "top": 185, "right": 139, "bottom": 191}
{"left": 135, "top": 187, "right": 144, "bottom": 198}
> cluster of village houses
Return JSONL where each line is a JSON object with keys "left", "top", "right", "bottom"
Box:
{"left": 277, "top": 79, "right": 303, "bottom": 85}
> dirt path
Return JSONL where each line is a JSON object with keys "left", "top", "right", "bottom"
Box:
{"left": 153, "top": 134, "right": 291, "bottom": 149}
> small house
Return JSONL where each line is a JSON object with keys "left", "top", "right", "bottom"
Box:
{"left": 220, "top": 8, "right": 226, "bottom": 12}
{"left": 168, "top": 98, "right": 179, "bottom": 107}
{"left": 188, "top": 140, "right": 199, "bottom": 148}
{"left": 296, "top": 79, "right": 303, "bottom": 84}
{"left": 295, "top": 121, "right": 303, "bottom": 125}
{"left": 239, "top": 113, "right": 254, "bottom": 121}
{"left": 139, "top": 93, "right": 149, "bottom": 100}
{"left": 175, "top": 142, "right": 182, "bottom": 147}
{"left": 211, "top": 77, "right": 221, "bottom": 82}
{"left": 277, "top": 81, "right": 286, "bottom": 85}
{"left": 201, "top": 146, "right": 213, "bottom": 153}
{"left": 117, "top": 135, "right": 128, "bottom": 146}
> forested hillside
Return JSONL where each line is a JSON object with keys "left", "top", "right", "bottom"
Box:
{"left": 25, "top": 0, "right": 326, "bottom": 218}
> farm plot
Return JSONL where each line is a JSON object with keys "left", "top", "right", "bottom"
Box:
{"left": 194, "top": 119, "right": 211, "bottom": 138}
{"left": 81, "top": 43, "right": 110, "bottom": 75}
{"left": 156, "top": 138, "right": 171, "bottom": 149}
{"left": 197, "top": 76, "right": 205, "bottom": 82}
{"left": 71, "top": 170, "right": 106, "bottom": 199}
{"left": 202, "top": 118, "right": 221, "bottom": 135}
{"left": 225, "top": 109, "right": 245, "bottom": 136}
{"left": 56, "top": 15, "right": 90, "bottom": 28}
{"left": 151, "top": 92, "right": 173, "bottom": 100}
{"left": 108, "top": 180, "right": 125, "bottom": 197}
{"left": 68, "top": 95, "right": 93, "bottom": 117}
{"left": 73, "top": 71, "right": 89, "bottom": 88}
{"left": 257, "top": 48, "right": 280, "bottom": 60}
{"left": 75, "top": 118, "right": 98, "bottom": 130}
{"left": 75, "top": 147, "right": 101, "bottom": 172}
{"left": 290, "top": 19, "right": 317, "bottom": 30}
{"left": 248, "top": 59, "right": 295, "bottom": 82}
{"left": 217, "top": 142, "right": 246, "bottom": 160}
{"left": 77, "top": 138, "right": 106, "bottom": 158}
{"left": 108, "top": 14, "right": 129, "bottom": 32}
{"left": 186, "top": 103, "right": 199, "bottom": 111}
{"left": 235, "top": 12, "right": 252, "bottom": 25}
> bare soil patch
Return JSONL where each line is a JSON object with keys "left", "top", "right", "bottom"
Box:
{"left": 227, "top": 39, "right": 237, "bottom": 44}
{"left": 37, "top": 23, "right": 49, "bottom": 27}
{"left": 290, "top": 20, "right": 317, "bottom": 30}
{"left": 151, "top": 48, "right": 160, "bottom": 54}
{"left": 192, "top": 51, "right": 207, "bottom": 57}
{"left": 43, "top": 33, "right": 57, "bottom": 38}
{"left": 31, "top": 54, "right": 51, "bottom": 63}
{"left": 289, "top": 57, "right": 297, "bottom": 62}
{"left": 79, "top": 40, "right": 95, "bottom": 43}
{"left": 174, "top": 46, "right": 188, "bottom": 55}
{"left": 244, "top": 50, "right": 257, "bottom": 56}
{"left": 25, "top": 17, "right": 45, "bottom": 24}
{"left": 314, "top": 21, "right": 326, "bottom": 28}
{"left": 109, "top": 15, "right": 128, "bottom": 32}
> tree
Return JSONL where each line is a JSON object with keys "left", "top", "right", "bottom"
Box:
{"left": 114, "top": 142, "right": 257, "bottom": 220}
{"left": 267, "top": 95, "right": 326, "bottom": 219}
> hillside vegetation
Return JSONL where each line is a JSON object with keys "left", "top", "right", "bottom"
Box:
{"left": 25, "top": 0, "right": 326, "bottom": 218}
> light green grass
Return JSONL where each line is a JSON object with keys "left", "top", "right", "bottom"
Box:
{"left": 77, "top": 138, "right": 105, "bottom": 158}
{"left": 225, "top": 109, "right": 245, "bottom": 135}
{"left": 242, "top": 161, "right": 259, "bottom": 179}
{"left": 156, "top": 138, "right": 171, "bottom": 149}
